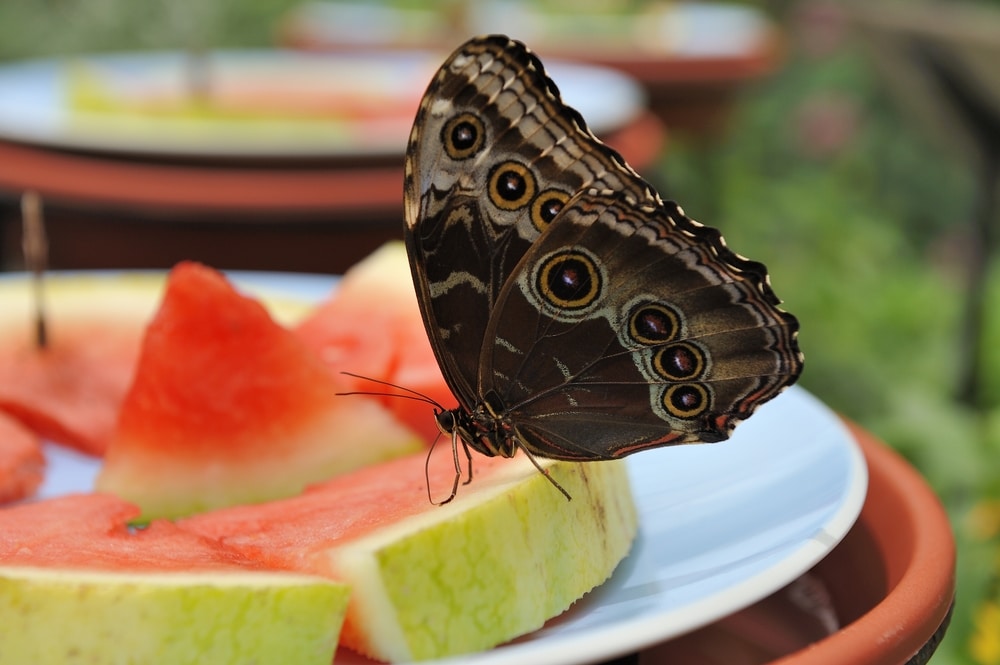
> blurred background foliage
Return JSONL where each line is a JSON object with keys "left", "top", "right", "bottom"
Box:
{"left": 665, "top": 4, "right": 1000, "bottom": 662}
{"left": 2, "top": 0, "right": 999, "bottom": 662}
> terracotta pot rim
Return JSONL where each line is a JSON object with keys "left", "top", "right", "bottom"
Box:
{"left": 775, "top": 423, "right": 956, "bottom": 665}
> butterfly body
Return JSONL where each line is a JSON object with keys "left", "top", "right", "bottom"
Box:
{"left": 404, "top": 36, "right": 802, "bottom": 500}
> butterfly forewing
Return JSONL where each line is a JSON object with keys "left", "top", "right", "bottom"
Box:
{"left": 403, "top": 35, "right": 657, "bottom": 410}
{"left": 403, "top": 34, "right": 803, "bottom": 478}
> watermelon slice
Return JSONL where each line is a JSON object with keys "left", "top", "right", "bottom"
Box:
{"left": 0, "top": 412, "right": 45, "bottom": 503}
{"left": 0, "top": 274, "right": 163, "bottom": 455}
{"left": 182, "top": 449, "right": 638, "bottom": 662}
{"left": 96, "top": 262, "right": 422, "bottom": 519}
{"left": 296, "top": 242, "right": 453, "bottom": 443}
{"left": 0, "top": 271, "right": 319, "bottom": 458}
{"left": 0, "top": 493, "right": 348, "bottom": 664}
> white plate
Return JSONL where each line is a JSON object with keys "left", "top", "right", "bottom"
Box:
{"left": 35, "top": 272, "right": 866, "bottom": 664}
{"left": 0, "top": 50, "right": 644, "bottom": 159}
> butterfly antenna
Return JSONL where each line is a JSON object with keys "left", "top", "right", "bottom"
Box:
{"left": 336, "top": 372, "right": 448, "bottom": 411}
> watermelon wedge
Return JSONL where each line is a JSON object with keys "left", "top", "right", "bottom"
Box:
{"left": 0, "top": 412, "right": 45, "bottom": 503}
{"left": 0, "top": 493, "right": 348, "bottom": 665}
{"left": 97, "top": 262, "right": 422, "bottom": 519}
{"left": 0, "top": 274, "right": 163, "bottom": 455}
{"left": 0, "top": 271, "right": 319, "bottom": 458}
{"left": 182, "top": 449, "right": 638, "bottom": 662}
{"left": 296, "top": 242, "right": 453, "bottom": 443}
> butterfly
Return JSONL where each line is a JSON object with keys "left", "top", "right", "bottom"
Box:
{"left": 402, "top": 35, "right": 803, "bottom": 503}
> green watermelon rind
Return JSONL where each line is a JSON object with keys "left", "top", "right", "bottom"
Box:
{"left": 0, "top": 567, "right": 349, "bottom": 665}
{"left": 331, "top": 457, "right": 637, "bottom": 661}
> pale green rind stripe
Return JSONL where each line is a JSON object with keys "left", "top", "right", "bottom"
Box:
{"left": 0, "top": 569, "right": 349, "bottom": 665}
{"left": 337, "top": 458, "right": 637, "bottom": 661}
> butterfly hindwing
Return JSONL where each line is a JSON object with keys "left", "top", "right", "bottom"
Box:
{"left": 480, "top": 190, "right": 801, "bottom": 459}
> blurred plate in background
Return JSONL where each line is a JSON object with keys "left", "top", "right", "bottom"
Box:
{"left": 0, "top": 49, "right": 644, "bottom": 159}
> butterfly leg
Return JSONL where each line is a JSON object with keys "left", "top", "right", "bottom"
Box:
{"left": 424, "top": 428, "right": 477, "bottom": 505}
{"left": 424, "top": 430, "right": 456, "bottom": 505}
{"left": 461, "top": 438, "right": 475, "bottom": 487}
{"left": 518, "top": 444, "right": 572, "bottom": 502}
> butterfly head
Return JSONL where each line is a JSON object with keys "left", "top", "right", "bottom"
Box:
{"left": 434, "top": 393, "right": 519, "bottom": 460}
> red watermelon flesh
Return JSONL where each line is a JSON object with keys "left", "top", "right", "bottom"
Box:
{"left": 0, "top": 275, "right": 158, "bottom": 456}
{"left": 96, "top": 261, "right": 422, "bottom": 520}
{"left": 0, "top": 332, "right": 135, "bottom": 456}
{"left": 0, "top": 412, "right": 45, "bottom": 504}
{"left": 295, "top": 242, "right": 453, "bottom": 443}
{"left": 0, "top": 493, "right": 269, "bottom": 572}
{"left": 179, "top": 446, "right": 504, "bottom": 566}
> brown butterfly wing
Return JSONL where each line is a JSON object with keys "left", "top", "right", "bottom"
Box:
{"left": 403, "top": 35, "right": 654, "bottom": 409}
{"left": 481, "top": 190, "right": 803, "bottom": 459}
{"left": 404, "top": 35, "right": 803, "bottom": 460}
